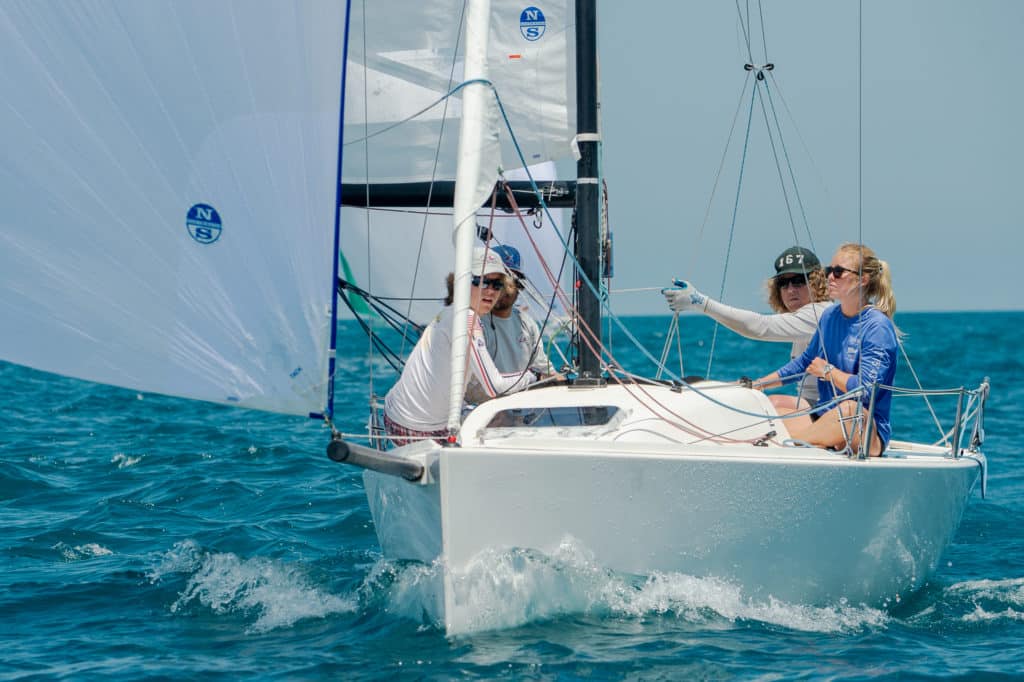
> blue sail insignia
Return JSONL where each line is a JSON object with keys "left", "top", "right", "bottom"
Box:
{"left": 520, "top": 6, "right": 546, "bottom": 41}
{"left": 186, "top": 203, "right": 223, "bottom": 245}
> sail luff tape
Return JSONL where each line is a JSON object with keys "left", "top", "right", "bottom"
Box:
{"left": 577, "top": 177, "right": 599, "bottom": 184}
{"left": 576, "top": 133, "right": 601, "bottom": 142}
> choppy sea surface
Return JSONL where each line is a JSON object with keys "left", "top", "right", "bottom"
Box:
{"left": 2, "top": 312, "right": 1022, "bottom": 680}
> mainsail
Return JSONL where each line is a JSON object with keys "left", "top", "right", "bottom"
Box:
{"left": 0, "top": 2, "right": 347, "bottom": 416}
{"left": 339, "top": 1, "right": 577, "bottom": 324}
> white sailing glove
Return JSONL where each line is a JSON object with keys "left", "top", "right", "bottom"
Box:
{"left": 663, "top": 279, "right": 708, "bottom": 312}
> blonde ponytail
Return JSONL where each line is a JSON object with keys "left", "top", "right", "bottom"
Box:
{"left": 871, "top": 258, "right": 897, "bottom": 318}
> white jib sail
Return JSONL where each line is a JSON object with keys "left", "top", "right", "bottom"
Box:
{"left": 0, "top": 2, "right": 347, "bottom": 416}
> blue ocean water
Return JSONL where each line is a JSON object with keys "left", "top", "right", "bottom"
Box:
{"left": 2, "top": 312, "right": 1022, "bottom": 679}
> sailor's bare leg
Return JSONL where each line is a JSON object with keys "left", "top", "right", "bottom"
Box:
{"left": 772, "top": 395, "right": 814, "bottom": 436}
{"left": 787, "top": 400, "right": 883, "bottom": 456}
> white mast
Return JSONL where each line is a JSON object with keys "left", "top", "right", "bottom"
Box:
{"left": 447, "top": 0, "right": 496, "bottom": 434}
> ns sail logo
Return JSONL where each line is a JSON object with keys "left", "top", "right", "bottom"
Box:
{"left": 186, "top": 203, "right": 222, "bottom": 244}
{"left": 520, "top": 6, "right": 546, "bottom": 41}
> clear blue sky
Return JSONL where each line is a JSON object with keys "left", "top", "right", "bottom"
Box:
{"left": 597, "top": 0, "right": 1021, "bottom": 314}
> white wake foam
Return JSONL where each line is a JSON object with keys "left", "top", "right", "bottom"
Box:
{"left": 54, "top": 542, "right": 114, "bottom": 561}
{"left": 378, "top": 537, "right": 888, "bottom": 634}
{"left": 111, "top": 452, "right": 142, "bottom": 468}
{"left": 151, "top": 540, "right": 356, "bottom": 633}
{"left": 948, "top": 577, "right": 1024, "bottom": 623}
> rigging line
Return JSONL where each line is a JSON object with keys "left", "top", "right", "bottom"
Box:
{"left": 360, "top": 0, "right": 375, "bottom": 399}
{"left": 602, "top": 182, "right": 613, "bottom": 361}
{"left": 481, "top": 189, "right": 531, "bottom": 398}
{"left": 353, "top": 207, "right": 455, "bottom": 216}
{"left": 687, "top": 72, "right": 753, "bottom": 282}
{"left": 341, "top": 77, "right": 487, "bottom": 148}
{"left": 605, "top": 367, "right": 759, "bottom": 443}
{"left": 655, "top": 313, "right": 677, "bottom": 381}
{"left": 763, "top": 76, "right": 821, "bottom": 252}
{"left": 735, "top": 0, "right": 753, "bottom": 64}
{"left": 764, "top": 77, "right": 843, "bottom": 248}
{"left": 656, "top": 314, "right": 686, "bottom": 382}
{"left": 931, "top": 398, "right": 980, "bottom": 449}
{"left": 338, "top": 279, "right": 427, "bottom": 335}
{"left": 897, "top": 337, "right": 947, "bottom": 443}
{"left": 676, "top": 317, "right": 685, "bottom": 379}
{"left": 706, "top": 77, "right": 758, "bottom": 380}
{"left": 756, "top": 0, "right": 770, "bottom": 66}
{"left": 401, "top": 0, "right": 467, "bottom": 360}
{"left": 488, "top": 83, "right": 777, "bottom": 409}
{"left": 676, "top": 409, "right": 780, "bottom": 445}
{"left": 740, "top": 2, "right": 818, "bottom": 251}
{"left": 491, "top": 87, "right": 576, "bottom": 267}
{"left": 364, "top": 295, "right": 445, "bottom": 302}
{"left": 597, "top": 368, "right": 729, "bottom": 443}
{"left": 481, "top": 186, "right": 577, "bottom": 378}
{"left": 753, "top": 80, "right": 801, "bottom": 246}
{"left": 859, "top": 0, "right": 863, "bottom": 249}
{"left": 323, "top": 0, "right": 355, "bottom": 423}
{"left": 655, "top": 323, "right": 672, "bottom": 381}
{"left": 852, "top": 3, "right": 871, "bottom": 415}
{"left": 338, "top": 288, "right": 406, "bottom": 372}
{"left": 759, "top": 80, "right": 813, "bottom": 246}
{"left": 611, "top": 287, "right": 664, "bottom": 293}
{"left": 500, "top": 190, "right": 634, "bottom": 404}
{"left": 338, "top": 283, "right": 422, "bottom": 355}
{"left": 673, "top": 364, "right": 868, "bottom": 423}
{"left": 493, "top": 102, "right": 679, "bottom": 384}
{"left": 497, "top": 179, "right": 572, "bottom": 328}
{"left": 500, "top": 183, "right": 591, "bottom": 365}
{"left": 490, "top": 83, "right": 636, "bottom": 344}
{"left": 500, "top": 187, "right": 749, "bottom": 443}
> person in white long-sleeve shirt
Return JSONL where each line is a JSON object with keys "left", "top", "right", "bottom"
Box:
{"left": 664, "top": 246, "right": 830, "bottom": 410}
{"left": 384, "top": 247, "right": 537, "bottom": 446}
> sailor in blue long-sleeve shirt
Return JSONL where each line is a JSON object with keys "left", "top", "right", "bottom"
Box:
{"left": 754, "top": 243, "right": 900, "bottom": 456}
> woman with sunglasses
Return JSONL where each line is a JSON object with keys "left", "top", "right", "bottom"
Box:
{"left": 465, "top": 245, "right": 554, "bottom": 405}
{"left": 753, "top": 243, "right": 899, "bottom": 456}
{"left": 664, "top": 246, "right": 830, "bottom": 409}
{"left": 383, "top": 247, "right": 538, "bottom": 446}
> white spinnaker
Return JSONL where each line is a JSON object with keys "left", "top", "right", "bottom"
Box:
{"left": 339, "top": 0, "right": 575, "bottom": 325}
{"left": 0, "top": 2, "right": 346, "bottom": 416}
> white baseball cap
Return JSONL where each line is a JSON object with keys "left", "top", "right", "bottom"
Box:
{"left": 471, "top": 247, "right": 508, "bottom": 277}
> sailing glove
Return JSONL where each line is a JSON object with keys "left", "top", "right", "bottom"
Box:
{"left": 663, "top": 280, "right": 708, "bottom": 312}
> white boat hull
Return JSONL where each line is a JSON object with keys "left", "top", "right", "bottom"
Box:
{"left": 363, "top": 384, "right": 983, "bottom": 633}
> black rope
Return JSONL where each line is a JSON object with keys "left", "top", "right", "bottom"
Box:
{"left": 337, "top": 277, "right": 430, "bottom": 373}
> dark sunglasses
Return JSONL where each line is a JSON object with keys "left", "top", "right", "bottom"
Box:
{"left": 775, "top": 274, "right": 808, "bottom": 289}
{"left": 471, "top": 275, "right": 505, "bottom": 291}
{"left": 825, "top": 265, "right": 858, "bottom": 279}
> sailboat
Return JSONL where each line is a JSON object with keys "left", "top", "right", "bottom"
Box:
{"left": 0, "top": 1, "right": 988, "bottom": 636}
{"left": 336, "top": 0, "right": 991, "bottom": 634}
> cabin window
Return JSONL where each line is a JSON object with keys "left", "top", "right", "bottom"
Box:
{"left": 485, "top": 406, "right": 620, "bottom": 429}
